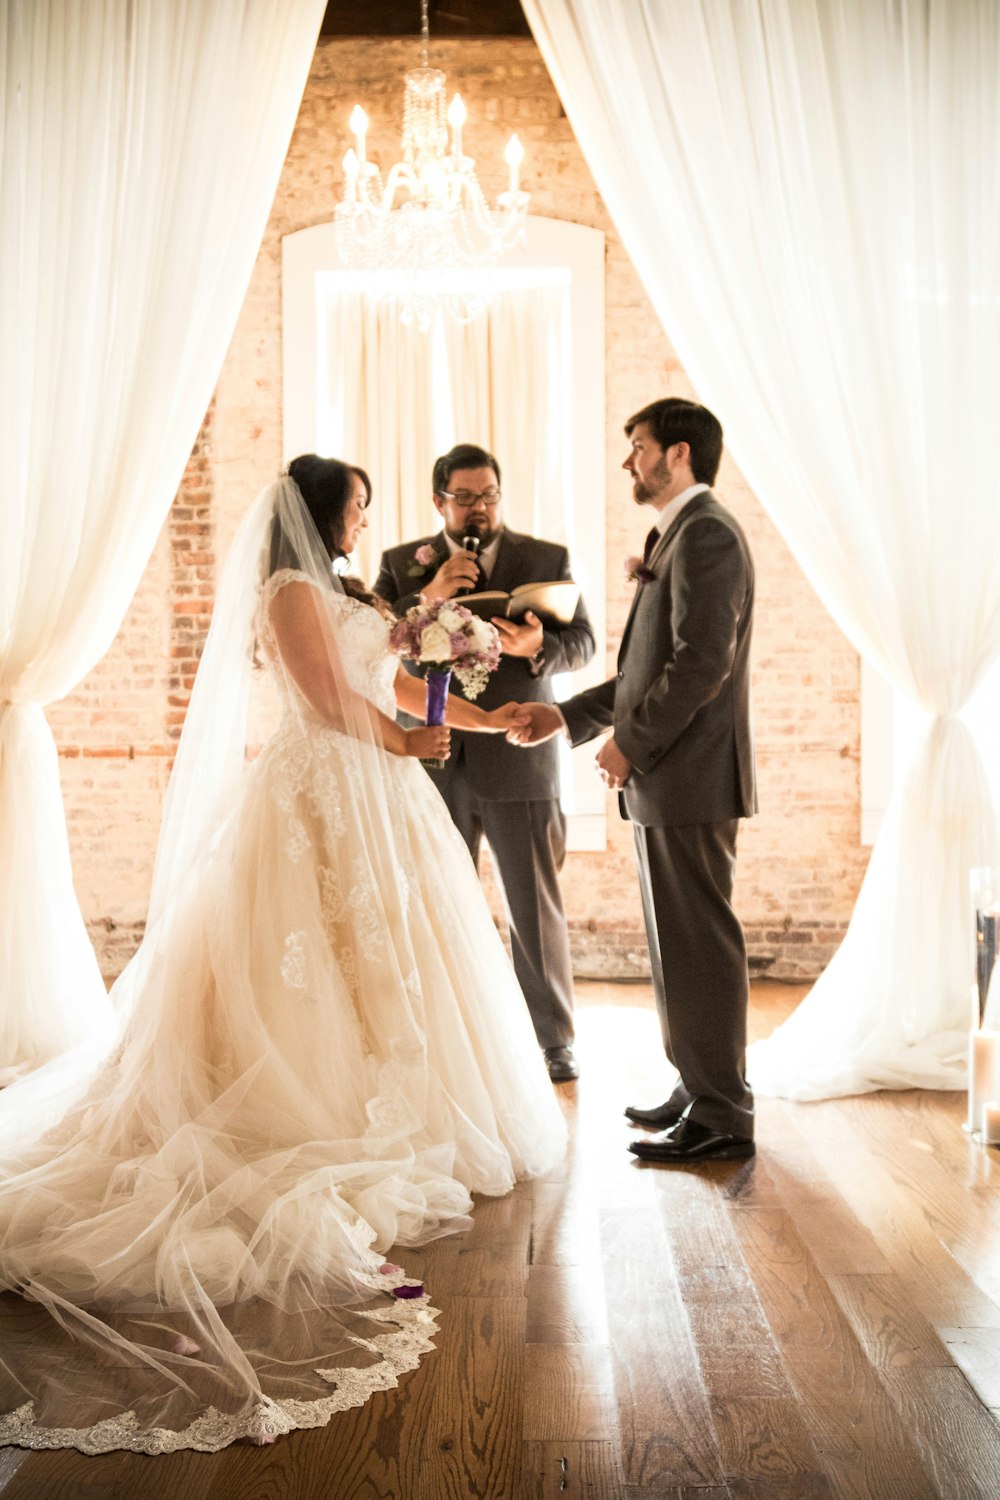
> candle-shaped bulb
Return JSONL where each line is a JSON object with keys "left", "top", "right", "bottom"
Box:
{"left": 504, "top": 133, "right": 524, "bottom": 194}
{"left": 447, "top": 92, "right": 467, "bottom": 158}
{"left": 349, "top": 104, "right": 368, "bottom": 163}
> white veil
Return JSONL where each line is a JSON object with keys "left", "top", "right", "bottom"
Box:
{"left": 0, "top": 477, "right": 370, "bottom": 1151}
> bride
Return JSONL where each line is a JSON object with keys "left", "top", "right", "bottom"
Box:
{"left": 0, "top": 456, "right": 566, "bottom": 1455}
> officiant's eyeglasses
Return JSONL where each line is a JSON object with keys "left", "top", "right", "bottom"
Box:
{"left": 438, "top": 487, "right": 502, "bottom": 508}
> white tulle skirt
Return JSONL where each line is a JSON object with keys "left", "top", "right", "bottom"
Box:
{"left": 0, "top": 722, "right": 565, "bottom": 1453}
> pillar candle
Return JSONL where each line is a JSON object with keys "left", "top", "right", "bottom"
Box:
{"left": 984, "top": 955, "right": 1000, "bottom": 1030}
{"left": 967, "top": 1028, "right": 1000, "bottom": 1134}
{"left": 982, "top": 1101, "right": 1000, "bottom": 1145}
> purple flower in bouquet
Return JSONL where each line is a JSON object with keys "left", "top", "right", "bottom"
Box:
{"left": 389, "top": 597, "right": 500, "bottom": 700}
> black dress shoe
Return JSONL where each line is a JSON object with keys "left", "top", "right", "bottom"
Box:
{"left": 628, "top": 1117, "right": 755, "bottom": 1164}
{"left": 624, "top": 1100, "right": 684, "bottom": 1128}
{"left": 544, "top": 1046, "right": 579, "bottom": 1082}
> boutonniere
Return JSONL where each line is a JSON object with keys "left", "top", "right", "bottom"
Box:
{"left": 406, "top": 542, "right": 440, "bottom": 579}
{"left": 625, "top": 556, "right": 656, "bottom": 585}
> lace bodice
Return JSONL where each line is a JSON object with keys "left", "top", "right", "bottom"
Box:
{"left": 259, "top": 569, "right": 398, "bottom": 718}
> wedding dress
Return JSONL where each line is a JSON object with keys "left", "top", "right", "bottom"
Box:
{"left": 0, "top": 478, "right": 565, "bottom": 1455}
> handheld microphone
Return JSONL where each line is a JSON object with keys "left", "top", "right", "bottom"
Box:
{"left": 459, "top": 527, "right": 483, "bottom": 594}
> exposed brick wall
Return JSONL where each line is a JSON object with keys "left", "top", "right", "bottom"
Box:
{"left": 167, "top": 408, "right": 216, "bottom": 742}
{"left": 51, "top": 33, "right": 869, "bottom": 983}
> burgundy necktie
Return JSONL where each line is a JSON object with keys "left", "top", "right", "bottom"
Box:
{"left": 643, "top": 526, "right": 660, "bottom": 564}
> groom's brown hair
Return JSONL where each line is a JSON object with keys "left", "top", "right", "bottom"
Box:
{"left": 625, "top": 399, "right": 723, "bottom": 486}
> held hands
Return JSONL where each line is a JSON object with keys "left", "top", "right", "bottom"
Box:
{"left": 405, "top": 724, "right": 451, "bottom": 760}
{"left": 421, "top": 551, "right": 481, "bottom": 602}
{"left": 492, "top": 610, "right": 543, "bottom": 659}
{"left": 505, "top": 701, "right": 564, "bottom": 746}
{"left": 485, "top": 702, "right": 533, "bottom": 735}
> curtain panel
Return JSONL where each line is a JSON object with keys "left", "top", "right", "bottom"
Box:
{"left": 0, "top": 0, "right": 325, "bottom": 1078}
{"left": 319, "top": 283, "right": 574, "bottom": 579}
{"left": 522, "top": 0, "right": 1000, "bottom": 1095}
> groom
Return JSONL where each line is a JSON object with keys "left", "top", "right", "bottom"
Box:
{"left": 511, "top": 400, "right": 757, "bottom": 1161}
{"left": 375, "top": 443, "right": 595, "bottom": 1082}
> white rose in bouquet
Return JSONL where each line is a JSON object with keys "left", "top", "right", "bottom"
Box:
{"left": 419, "top": 622, "right": 452, "bottom": 662}
{"left": 437, "top": 607, "right": 464, "bottom": 633}
{"left": 469, "top": 616, "right": 497, "bottom": 650}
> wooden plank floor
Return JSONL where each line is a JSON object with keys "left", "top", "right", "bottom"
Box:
{"left": 4, "top": 979, "right": 1000, "bottom": 1499}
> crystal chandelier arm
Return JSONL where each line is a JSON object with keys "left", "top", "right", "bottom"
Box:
{"left": 382, "top": 160, "right": 420, "bottom": 209}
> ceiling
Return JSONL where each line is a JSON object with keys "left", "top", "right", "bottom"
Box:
{"left": 320, "top": 1, "right": 531, "bottom": 37}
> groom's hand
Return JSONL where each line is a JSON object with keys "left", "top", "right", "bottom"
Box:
{"left": 595, "top": 735, "right": 631, "bottom": 790}
{"left": 506, "top": 701, "right": 564, "bottom": 745}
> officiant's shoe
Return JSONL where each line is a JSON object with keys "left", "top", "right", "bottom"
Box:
{"left": 628, "top": 1117, "right": 755, "bottom": 1164}
{"left": 544, "top": 1046, "right": 579, "bottom": 1082}
{"left": 624, "top": 1100, "right": 684, "bottom": 1129}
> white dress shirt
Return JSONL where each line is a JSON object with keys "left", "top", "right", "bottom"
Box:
{"left": 649, "top": 483, "right": 710, "bottom": 542}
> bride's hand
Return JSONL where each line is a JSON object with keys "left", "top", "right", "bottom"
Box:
{"left": 485, "top": 702, "right": 531, "bottom": 734}
{"left": 404, "top": 724, "right": 451, "bottom": 760}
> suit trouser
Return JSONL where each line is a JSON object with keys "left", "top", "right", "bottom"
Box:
{"left": 445, "top": 770, "right": 575, "bottom": 1051}
{"left": 632, "top": 819, "right": 753, "bottom": 1139}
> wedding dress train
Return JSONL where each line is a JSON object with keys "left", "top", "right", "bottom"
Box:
{"left": 0, "top": 494, "right": 565, "bottom": 1455}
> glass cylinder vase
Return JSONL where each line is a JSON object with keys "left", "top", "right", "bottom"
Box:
{"left": 972, "top": 867, "right": 1000, "bottom": 1027}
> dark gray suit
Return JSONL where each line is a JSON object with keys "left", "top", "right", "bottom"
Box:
{"left": 375, "top": 527, "right": 596, "bottom": 1049}
{"left": 561, "top": 491, "right": 756, "bottom": 1136}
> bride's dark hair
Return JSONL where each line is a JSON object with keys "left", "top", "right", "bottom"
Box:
{"left": 271, "top": 454, "right": 388, "bottom": 613}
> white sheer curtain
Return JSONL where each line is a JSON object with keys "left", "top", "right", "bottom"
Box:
{"left": 523, "top": 0, "right": 1000, "bottom": 1095}
{"left": 0, "top": 0, "right": 325, "bottom": 1080}
{"left": 320, "top": 283, "right": 574, "bottom": 579}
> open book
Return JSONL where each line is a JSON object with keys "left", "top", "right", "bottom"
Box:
{"left": 457, "top": 580, "right": 580, "bottom": 624}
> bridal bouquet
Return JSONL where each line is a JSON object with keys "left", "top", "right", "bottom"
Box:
{"left": 390, "top": 599, "right": 501, "bottom": 768}
{"left": 389, "top": 597, "right": 501, "bottom": 700}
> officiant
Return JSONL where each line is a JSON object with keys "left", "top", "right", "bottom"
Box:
{"left": 375, "top": 442, "right": 595, "bottom": 1082}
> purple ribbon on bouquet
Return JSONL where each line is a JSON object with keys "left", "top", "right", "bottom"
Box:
{"left": 422, "top": 668, "right": 452, "bottom": 769}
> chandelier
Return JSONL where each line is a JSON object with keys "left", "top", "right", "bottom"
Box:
{"left": 332, "top": 0, "right": 530, "bottom": 318}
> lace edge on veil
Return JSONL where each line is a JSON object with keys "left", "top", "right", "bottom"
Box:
{"left": 0, "top": 1294, "right": 439, "bottom": 1456}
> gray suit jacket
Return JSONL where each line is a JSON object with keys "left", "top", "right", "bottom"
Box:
{"left": 561, "top": 492, "right": 756, "bottom": 828}
{"left": 375, "top": 527, "right": 595, "bottom": 802}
